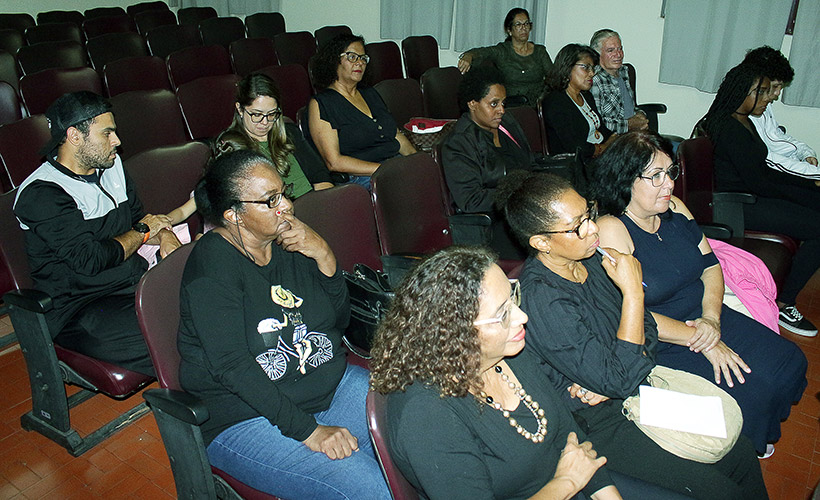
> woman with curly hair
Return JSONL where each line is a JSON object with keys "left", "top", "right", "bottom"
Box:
{"left": 494, "top": 170, "right": 767, "bottom": 498}
{"left": 589, "top": 130, "right": 807, "bottom": 457}
{"left": 370, "top": 246, "right": 624, "bottom": 500}
{"left": 308, "top": 33, "right": 416, "bottom": 190}
{"left": 542, "top": 43, "right": 617, "bottom": 162}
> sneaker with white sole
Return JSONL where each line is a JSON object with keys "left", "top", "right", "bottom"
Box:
{"left": 758, "top": 444, "right": 775, "bottom": 459}
{"left": 778, "top": 305, "right": 818, "bottom": 337}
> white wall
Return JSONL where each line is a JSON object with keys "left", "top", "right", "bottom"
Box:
{"left": 6, "top": 0, "right": 819, "bottom": 147}
{"left": 279, "top": 0, "right": 819, "bottom": 148}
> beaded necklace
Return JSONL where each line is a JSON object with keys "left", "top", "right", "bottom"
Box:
{"left": 479, "top": 364, "right": 548, "bottom": 443}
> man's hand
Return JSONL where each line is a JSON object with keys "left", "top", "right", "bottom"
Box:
{"left": 155, "top": 228, "right": 182, "bottom": 258}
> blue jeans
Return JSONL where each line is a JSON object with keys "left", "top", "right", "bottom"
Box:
{"left": 207, "top": 364, "right": 390, "bottom": 500}
{"left": 348, "top": 174, "right": 372, "bottom": 191}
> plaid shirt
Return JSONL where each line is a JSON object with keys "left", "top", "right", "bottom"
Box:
{"left": 590, "top": 65, "right": 635, "bottom": 134}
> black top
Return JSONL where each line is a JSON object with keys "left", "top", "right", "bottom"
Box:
{"left": 312, "top": 86, "right": 401, "bottom": 163}
{"left": 177, "top": 232, "right": 349, "bottom": 445}
{"left": 285, "top": 122, "right": 332, "bottom": 184}
{"left": 712, "top": 117, "right": 820, "bottom": 209}
{"left": 542, "top": 89, "right": 613, "bottom": 159}
{"left": 385, "top": 349, "right": 612, "bottom": 500}
{"left": 519, "top": 255, "right": 658, "bottom": 403}
{"left": 441, "top": 112, "right": 534, "bottom": 213}
{"left": 14, "top": 155, "right": 147, "bottom": 334}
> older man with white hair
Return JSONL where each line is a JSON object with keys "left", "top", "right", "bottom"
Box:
{"left": 589, "top": 29, "right": 649, "bottom": 134}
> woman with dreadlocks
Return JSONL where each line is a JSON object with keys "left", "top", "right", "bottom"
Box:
{"left": 702, "top": 63, "right": 820, "bottom": 337}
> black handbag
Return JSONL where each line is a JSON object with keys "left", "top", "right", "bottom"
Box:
{"left": 343, "top": 263, "right": 394, "bottom": 355}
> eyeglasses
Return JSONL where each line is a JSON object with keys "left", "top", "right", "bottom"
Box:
{"left": 574, "top": 63, "right": 595, "bottom": 73}
{"left": 541, "top": 200, "right": 598, "bottom": 239}
{"left": 340, "top": 51, "right": 370, "bottom": 64}
{"left": 236, "top": 184, "right": 294, "bottom": 208}
{"left": 512, "top": 21, "right": 533, "bottom": 30}
{"left": 243, "top": 108, "right": 282, "bottom": 123}
{"left": 474, "top": 279, "right": 521, "bottom": 328}
{"left": 639, "top": 164, "right": 681, "bottom": 187}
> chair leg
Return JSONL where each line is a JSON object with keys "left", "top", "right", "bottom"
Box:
{"left": 13, "top": 305, "right": 150, "bottom": 456}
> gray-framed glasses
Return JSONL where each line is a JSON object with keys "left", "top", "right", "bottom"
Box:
{"left": 639, "top": 164, "right": 681, "bottom": 187}
{"left": 243, "top": 108, "right": 282, "bottom": 123}
{"left": 574, "top": 63, "right": 595, "bottom": 73}
{"left": 340, "top": 51, "right": 370, "bottom": 64}
{"left": 236, "top": 184, "right": 294, "bottom": 208}
{"left": 474, "top": 279, "right": 521, "bottom": 328}
{"left": 543, "top": 200, "right": 598, "bottom": 239}
{"left": 512, "top": 21, "right": 533, "bottom": 30}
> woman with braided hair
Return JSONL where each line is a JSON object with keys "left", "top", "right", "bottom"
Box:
{"left": 703, "top": 63, "right": 820, "bottom": 336}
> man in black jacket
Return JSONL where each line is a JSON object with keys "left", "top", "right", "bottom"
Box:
{"left": 13, "top": 92, "right": 180, "bottom": 375}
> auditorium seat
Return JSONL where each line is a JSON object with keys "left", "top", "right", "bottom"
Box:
{"left": 314, "top": 25, "right": 352, "bottom": 48}
{"left": 103, "top": 55, "right": 172, "bottom": 96}
{"left": 36, "top": 10, "right": 85, "bottom": 27}
{"left": 257, "top": 64, "right": 312, "bottom": 122}
{"left": 24, "top": 22, "right": 83, "bottom": 45}
{"left": 199, "top": 16, "right": 246, "bottom": 49}
{"left": 230, "top": 37, "right": 278, "bottom": 76}
{"left": 244, "top": 12, "right": 286, "bottom": 40}
{"left": 86, "top": 32, "right": 149, "bottom": 71}
{"left": 84, "top": 7, "right": 127, "bottom": 19}
{"left": 0, "top": 50, "right": 19, "bottom": 91}
{"left": 166, "top": 44, "right": 231, "bottom": 89}
{"left": 374, "top": 78, "right": 423, "bottom": 131}
{"left": 0, "top": 29, "right": 24, "bottom": 57}
{"left": 176, "top": 73, "right": 241, "bottom": 140}
{"left": 401, "top": 35, "right": 439, "bottom": 80}
{"left": 81, "top": 14, "right": 137, "bottom": 42}
{"left": 145, "top": 24, "right": 201, "bottom": 60}
{"left": 420, "top": 66, "right": 462, "bottom": 119}
{"left": 133, "top": 8, "right": 177, "bottom": 36}
{"left": 0, "top": 81, "right": 22, "bottom": 127}
{"left": 16, "top": 40, "right": 88, "bottom": 76}
{"left": 0, "top": 114, "right": 50, "bottom": 189}
{"left": 19, "top": 66, "right": 102, "bottom": 116}
{"left": 365, "top": 41, "right": 403, "bottom": 84}
{"left": 177, "top": 6, "right": 217, "bottom": 27}
{"left": 0, "top": 13, "right": 35, "bottom": 34}
{"left": 126, "top": 0, "right": 170, "bottom": 17}
{"left": 506, "top": 105, "right": 547, "bottom": 155}
{"left": 274, "top": 31, "right": 316, "bottom": 71}
{"left": 109, "top": 89, "right": 189, "bottom": 159}
{"left": 367, "top": 391, "right": 420, "bottom": 500}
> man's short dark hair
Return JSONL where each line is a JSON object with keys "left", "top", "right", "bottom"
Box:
{"left": 743, "top": 46, "right": 794, "bottom": 84}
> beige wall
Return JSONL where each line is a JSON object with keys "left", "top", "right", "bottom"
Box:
{"left": 6, "top": 0, "right": 819, "bottom": 147}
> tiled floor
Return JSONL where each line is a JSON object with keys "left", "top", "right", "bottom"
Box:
{"left": 1, "top": 273, "right": 819, "bottom": 499}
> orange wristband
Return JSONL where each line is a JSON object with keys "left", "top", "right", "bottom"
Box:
{"left": 141, "top": 231, "right": 150, "bottom": 244}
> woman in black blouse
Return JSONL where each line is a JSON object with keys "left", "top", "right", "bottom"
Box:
{"left": 370, "top": 246, "right": 621, "bottom": 500}
{"left": 542, "top": 44, "right": 617, "bottom": 162}
{"left": 703, "top": 62, "right": 820, "bottom": 336}
{"left": 308, "top": 34, "right": 416, "bottom": 190}
{"left": 177, "top": 150, "right": 389, "bottom": 499}
{"left": 495, "top": 171, "right": 767, "bottom": 499}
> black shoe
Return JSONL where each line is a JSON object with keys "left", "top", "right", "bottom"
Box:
{"left": 778, "top": 305, "right": 818, "bottom": 337}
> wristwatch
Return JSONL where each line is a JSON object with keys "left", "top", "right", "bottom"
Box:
{"left": 133, "top": 222, "right": 150, "bottom": 244}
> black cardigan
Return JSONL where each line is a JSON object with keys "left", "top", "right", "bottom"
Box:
{"left": 542, "top": 89, "right": 613, "bottom": 159}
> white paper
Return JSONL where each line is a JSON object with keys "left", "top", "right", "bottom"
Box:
{"left": 638, "top": 385, "right": 727, "bottom": 439}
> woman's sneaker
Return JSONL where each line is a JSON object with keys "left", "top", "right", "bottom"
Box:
{"left": 779, "top": 305, "right": 818, "bottom": 337}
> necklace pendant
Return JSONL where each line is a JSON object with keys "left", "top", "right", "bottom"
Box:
{"left": 656, "top": 233, "right": 663, "bottom": 242}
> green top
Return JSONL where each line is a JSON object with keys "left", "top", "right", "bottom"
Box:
{"left": 467, "top": 41, "right": 553, "bottom": 106}
{"left": 258, "top": 141, "right": 313, "bottom": 199}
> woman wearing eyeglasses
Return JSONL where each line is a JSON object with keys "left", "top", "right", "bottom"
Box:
{"left": 496, "top": 170, "right": 767, "bottom": 498}
{"left": 457, "top": 8, "right": 553, "bottom": 107}
{"left": 308, "top": 33, "right": 416, "bottom": 190}
{"left": 165, "top": 73, "right": 331, "bottom": 226}
{"left": 542, "top": 44, "right": 617, "bottom": 165}
{"left": 591, "top": 131, "right": 807, "bottom": 458}
{"left": 178, "top": 150, "right": 390, "bottom": 499}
